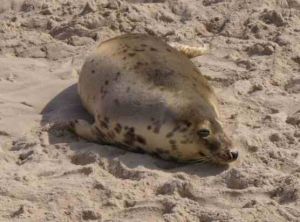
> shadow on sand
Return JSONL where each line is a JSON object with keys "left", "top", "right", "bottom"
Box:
{"left": 41, "top": 84, "right": 228, "bottom": 178}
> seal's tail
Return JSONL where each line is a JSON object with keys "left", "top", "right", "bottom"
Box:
{"left": 168, "top": 42, "right": 209, "bottom": 59}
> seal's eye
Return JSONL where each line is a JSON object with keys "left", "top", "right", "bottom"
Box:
{"left": 197, "top": 129, "right": 210, "bottom": 138}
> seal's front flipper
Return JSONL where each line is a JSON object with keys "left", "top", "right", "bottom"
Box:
{"left": 168, "top": 42, "right": 209, "bottom": 58}
{"left": 50, "top": 119, "right": 100, "bottom": 142}
{"left": 70, "top": 119, "right": 100, "bottom": 142}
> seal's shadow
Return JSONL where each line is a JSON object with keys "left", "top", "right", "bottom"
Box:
{"left": 41, "top": 84, "right": 228, "bottom": 177}
{"left": 41, "top": 84, "right": 93, "bottom": 124}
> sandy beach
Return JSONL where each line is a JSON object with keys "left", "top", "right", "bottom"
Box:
{"left": 0, "top": 0, "right": 299, "bottom": 221}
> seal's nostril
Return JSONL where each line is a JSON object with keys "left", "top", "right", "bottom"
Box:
{"left": 230, "top": 151, "right": 238, "bottom": 160}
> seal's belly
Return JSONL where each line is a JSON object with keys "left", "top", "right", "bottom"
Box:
{"left": 93, "top": 104, "right": 202, "bottom": 161}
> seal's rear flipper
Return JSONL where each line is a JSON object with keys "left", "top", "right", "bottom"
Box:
{"left": 70, "top": 119, "right": 100, "bottom": 142}
{"left": 168, "top": 42, "right": 209, "bottom": 58}
{"left": 49, "top": 119, "right": 105, "bottom": 143}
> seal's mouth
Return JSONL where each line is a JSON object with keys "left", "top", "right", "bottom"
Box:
{"left": 213, "top": 151, "right": 239, "bottom": 164}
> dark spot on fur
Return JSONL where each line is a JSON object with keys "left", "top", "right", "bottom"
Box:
{"left": 150, "top": 118, "right": 161, "bottom": 134}
{"left": 146, "top": 68, "right": 175, "bottom": 87}
{"left": 123, "top": 127, "right": 135, "bottom": 145}
{"left": 123, "top": 49, "right": 127, "bottom": 53}
{"left": 171, "top": 145, "right": 177, "bottom": 151}
{"left": 183, "top": 121, "right": 192, "bottom": 127}
{"left": 166, "top": 132, "right": 173, "bottom": 138}
{"left": 104, "top": 117, "right": 109, "bottom": 123}
{"left": 134, "top": 61, "right": 143, "bottom": 69}
{"left": 128, "top": 53, "right": 136, "bottom": 57}
{"left": 198, "top": 151, "right": 205, "bottom": 156}
{"left": 69, "top": 121, "right": 76, "bottom": 128}
{"left": 91, "top": 59, "right": 95, "bottom": 63}
{"left": 122, "top": 56, "right": 127, "bottom": 60}
{"left": 91, "top": 70, "right": 95, "bottom": 73}
{"left": 100, "top": 86, "right": 108, "bottom": 98}
{"left": 128, "top": 127, "right": 135, "bottom": 133}
{"left": 166, "top": 48, "right": 171, "bottom": 52}
{"left": 166, "top": 121, "right": 192, "bottom": 138}
{"left": 140, "top": 43, "right": 147, "bottom": 47}
{"left": 105, "top": 80, "right": 109, "bottom": 85}
{"left": 114, "top": 123, "right": 122, "bottom": 133}
{"left": 100, "top": 121, "right": 108, "bottom": 129}
{"left": 114, "top": 99, "right": 120, "bottom": 105}
{"left": 169, "top": 140, "right": 176, "bottom": 145}
{"left": 150, "top": 47, "right": 158, "bottom": 51}
{"left": 136, "top": 135, "right": 146, "bottom": 145}
{"left": 206, "top": 139, "right": 221, "bottom": 152}
{"left": 153, "top": 125, "right": 160, "bottom": 134}
{"left": 124, "top": 126, "right": 128, "bottom": 130}
{"left": 126, "top": 87, "right": 130, "bottom": 92}
{"left": 114, "top": 72, "right": 121, "bottom": 81}
{"left": 147, "top": 125, "right": 152, "bottom": 130}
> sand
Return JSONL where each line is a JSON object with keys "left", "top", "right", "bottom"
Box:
{"left": 0, "top": 0, "right": 299, "bottom": 221}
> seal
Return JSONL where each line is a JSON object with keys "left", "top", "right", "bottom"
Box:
{"left": 61, "top": 34, "right": 238, "bottom": 164}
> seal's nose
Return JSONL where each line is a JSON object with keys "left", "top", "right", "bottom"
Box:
{"left": 230, "top": 151, "right": 239, "bottom": 160}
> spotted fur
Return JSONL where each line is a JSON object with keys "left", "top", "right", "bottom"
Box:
{"left": 72, "top": 34, "right": 238, "bottom": 164}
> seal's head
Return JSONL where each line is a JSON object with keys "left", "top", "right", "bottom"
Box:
{"left": 195, "top": 119, "right": 238, "bottom": 164}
